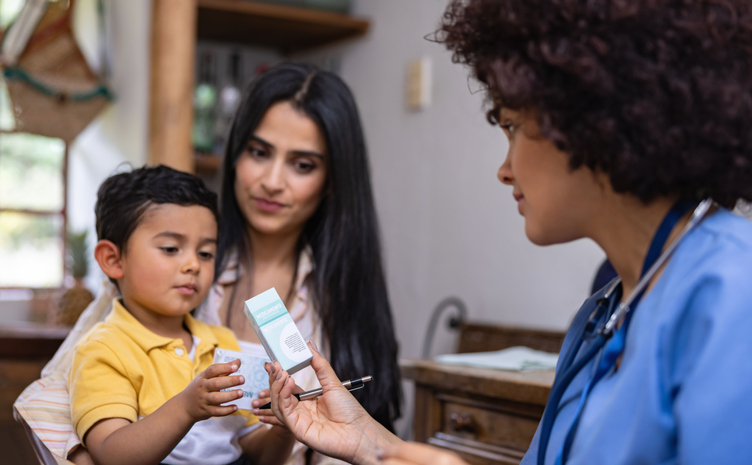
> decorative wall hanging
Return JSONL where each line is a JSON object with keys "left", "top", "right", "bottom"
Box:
{"left": 1, "top": 0, "right": 113, "bottom": 142}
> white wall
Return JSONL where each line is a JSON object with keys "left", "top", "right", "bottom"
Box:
{"left": 301, "top": 0, "right": 604, "bottom": 439}
{"left": 305, "top": 0, "right": 606, "bottom": 362}
{"left": 67, "top": 0, "right": 152, "bottom": 293}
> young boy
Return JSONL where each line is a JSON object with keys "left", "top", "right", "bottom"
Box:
{"left": 68, "top": 165, "right": 294, "bottom": 465}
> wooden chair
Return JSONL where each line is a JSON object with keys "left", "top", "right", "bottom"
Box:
{"left": 13, "top": 405, "right": 73, "bottom": 465}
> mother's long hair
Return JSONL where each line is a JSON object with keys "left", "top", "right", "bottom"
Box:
{"left": 216, "top": 62, "right": 401, "bottom": 430}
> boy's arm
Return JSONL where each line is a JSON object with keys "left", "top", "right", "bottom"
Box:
{"left": 83, "top": 362, "right": 244, "bottom": 465}
{"left": 239, "top": 424, "right": 296, "bottom": 465}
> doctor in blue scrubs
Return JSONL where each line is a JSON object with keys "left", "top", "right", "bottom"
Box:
{"left": 259, "top": 1, "right": 752, "bottom": 464}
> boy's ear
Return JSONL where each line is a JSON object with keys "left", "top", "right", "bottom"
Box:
{"left": 94, "top": 240, "right": 124, "bottom": 280}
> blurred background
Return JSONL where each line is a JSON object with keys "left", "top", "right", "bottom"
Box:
{"left": 0, "top": 1, "right": 607, "bottom": 463}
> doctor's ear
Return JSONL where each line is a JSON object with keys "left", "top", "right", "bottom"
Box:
{"left": 94, "top": 240, "right": 124, "bottom": 280}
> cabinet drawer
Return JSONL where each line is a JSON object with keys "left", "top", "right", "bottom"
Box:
{"left": 432, "top": 393, "right": 543, "bottom": 462}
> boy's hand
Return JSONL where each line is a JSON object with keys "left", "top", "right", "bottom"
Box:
{"left": 179, "top": 359, "right": 245, "bottom": 422}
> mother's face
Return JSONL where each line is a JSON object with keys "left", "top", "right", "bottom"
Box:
{"left": 234, "top": 101, "right": 328, "bottom": 239}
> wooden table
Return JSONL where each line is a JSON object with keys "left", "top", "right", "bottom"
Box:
{"left": 400, "top": 359, "right": 555, "bottom": 465}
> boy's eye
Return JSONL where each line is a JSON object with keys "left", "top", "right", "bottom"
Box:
{"left": 160, "top": 246, "right": 178, "bottom": 254}
{"left": 198, "top": 251, "right": 215, "bottom": 261}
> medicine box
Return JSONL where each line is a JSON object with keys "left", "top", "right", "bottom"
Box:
{"left": 243, "top": 288, "right": 313, "bottom": 375}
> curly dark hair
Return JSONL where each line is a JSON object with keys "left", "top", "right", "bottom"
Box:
{"left": 437, "top": 0, "right": 752, "bottom": 208}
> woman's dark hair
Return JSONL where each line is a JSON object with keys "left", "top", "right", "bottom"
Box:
{"left": 216, "top": 63, "right": 401, "bottom": 430}
{"left": 437, "top": 0, "right": 752, "bottom": 208}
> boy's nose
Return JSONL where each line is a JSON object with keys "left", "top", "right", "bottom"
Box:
{"left": 182, "top": 253, "right": 200, "bottom": 273}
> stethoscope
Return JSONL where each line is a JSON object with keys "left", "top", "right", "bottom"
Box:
{"left": 537, "top": 198, "right": 714, "bottom": 465}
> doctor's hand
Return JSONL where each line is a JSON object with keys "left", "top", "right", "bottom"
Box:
{"left": 378, "top": 442, "right": 468, "bottom": 465}
{"left": 268, "top": 341, "right": 401, "bottom": 465}
{"left": 252, "top": 385, "right": 303, "bottom": 427}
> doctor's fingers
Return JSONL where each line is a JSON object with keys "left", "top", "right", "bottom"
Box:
{"left": 270, "top": 369, "right": 299, "bottom": 420}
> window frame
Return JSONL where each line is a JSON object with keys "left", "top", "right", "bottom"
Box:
{"left": 0, "top": 129, "right": 68, "bottom": 290}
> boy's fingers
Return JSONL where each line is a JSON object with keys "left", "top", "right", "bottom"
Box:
{"left": 207, "top": 374, "right": 244, "bottom": 391}
{"left": 207, "top": 389, "right": 244, "bottom": 406}
{"left": 207, "top": 404, "right": 239, "bottom": 417}
{"left": 204, "top": 360, "right": 241, "bottom": 379}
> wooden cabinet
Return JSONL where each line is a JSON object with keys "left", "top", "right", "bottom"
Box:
{"left": 148, "top": 0, "right": 369, "bottom": 173}
{"left": 0, "top": 325, "right": 68, "bottom": 464}
{"left": 402, "top": 324, "right": 564, "bottom": 464}
{"left": 401, "top": 359, "right": 554, "bottom": 465}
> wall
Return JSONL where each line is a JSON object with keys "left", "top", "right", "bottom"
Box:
{"left": 304, "top": 0, "right": 606, "bottom": 359}
{"left": 67, "top": 0, "right": 152, "bottom": 293}
{"left": 298, "top": 1, "right": 606, "bottom": 437}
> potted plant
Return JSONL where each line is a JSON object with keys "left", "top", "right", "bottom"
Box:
{"left": 56, "top": 230, "right": 94, "bottom": 326}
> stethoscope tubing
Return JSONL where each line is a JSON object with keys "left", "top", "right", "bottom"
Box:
{"left": 601, "top": 198, "right": 714, "bottom": 336}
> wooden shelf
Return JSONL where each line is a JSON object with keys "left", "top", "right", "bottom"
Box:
{"left": 194, "top": 153, "right": 222, "bottom": 174}
{"left": 196, "top": 0, "right": 369, "bottom": 53}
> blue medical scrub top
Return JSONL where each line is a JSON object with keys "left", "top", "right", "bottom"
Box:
{"left": 521, "top": 209, "right": 752, "bottom": 465}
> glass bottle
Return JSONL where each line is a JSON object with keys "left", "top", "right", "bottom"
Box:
{"left": 214, "top": 50, "right": 243, "bottom": 153}
{"left": 192, "top": 51, "right": 217, "bottom": 154}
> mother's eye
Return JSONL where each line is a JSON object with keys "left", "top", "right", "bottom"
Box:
{"left": 294, "top": 159, "right": 316, "bottom": 173}
{"left": 245, "top": 146, "right": 269, "bottom": 159}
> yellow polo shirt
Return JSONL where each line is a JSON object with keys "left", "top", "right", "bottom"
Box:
{"left": 69, "top": 299, "right": 258, "bottom": 445}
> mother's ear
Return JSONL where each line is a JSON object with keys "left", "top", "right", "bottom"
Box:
{"left": 94, "top": 240, "right": 124, "bottom": 280}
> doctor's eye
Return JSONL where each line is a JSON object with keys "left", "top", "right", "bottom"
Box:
{"left": 500, "top": 122, "right": 516, "bottom": 135}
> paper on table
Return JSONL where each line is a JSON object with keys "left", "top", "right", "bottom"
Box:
{"left": 213, "top": 348, "right": 271, "bottom": 410}
{"left": 434, "top": 346, "right": 559, "bottom": 372}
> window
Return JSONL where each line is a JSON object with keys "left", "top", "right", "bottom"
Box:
{"left": 0, "top": 0, "right": 68, "bottom": 290}
{"left": 0, "top": 131, "right": 67, "bottom": 288}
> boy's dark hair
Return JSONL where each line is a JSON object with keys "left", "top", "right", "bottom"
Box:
{"left": 95, "top": 164, "right": 219, "bottom": 254}
{"left": 437, "top": 0, "right": 752, "bottom": 208}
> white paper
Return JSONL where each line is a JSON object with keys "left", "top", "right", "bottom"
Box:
{"left": 213, "top": 348, "right": 271, "bottom": 410}
{"left": 434, "top": 346, "right": 559, "bottom": 372}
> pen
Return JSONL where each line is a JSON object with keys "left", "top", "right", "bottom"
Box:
{"left": 258, "top": 375, "right": 373, "bottom": 410}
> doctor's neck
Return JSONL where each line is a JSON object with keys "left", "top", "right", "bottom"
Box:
{"left": 590, "top": 194, "right": 686, "bottom": 298}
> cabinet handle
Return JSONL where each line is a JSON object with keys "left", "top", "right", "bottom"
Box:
{"left": 449, "top": 412, "right": 477, "bottom": 433}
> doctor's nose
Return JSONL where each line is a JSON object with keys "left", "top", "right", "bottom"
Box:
{"left": 497, "top": 152, "right": 513, "bottom": 185}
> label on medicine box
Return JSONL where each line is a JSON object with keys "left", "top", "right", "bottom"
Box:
{"left": 213, "top": 348, "right": 270, "bottom": 410}
{"left": 243, "top": 288, "right": 313, "bottom": 375}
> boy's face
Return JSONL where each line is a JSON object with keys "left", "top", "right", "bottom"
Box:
{"left": 117, "top": 204, "right": 217, "bottom": 324}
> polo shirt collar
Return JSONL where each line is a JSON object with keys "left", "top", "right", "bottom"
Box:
{"left": 106, "top": 299, "right": 220, "bottom": 352}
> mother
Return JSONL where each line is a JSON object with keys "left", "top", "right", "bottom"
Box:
{"left": 198, "top": 62, "right": 402, "bottom": 463}
{"left": 265, "top": 1, "right": 752, "bottom": 464}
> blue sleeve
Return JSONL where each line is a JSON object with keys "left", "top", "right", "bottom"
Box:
{"left": 667, "top": 271, "right": 752, "bottom": 464}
